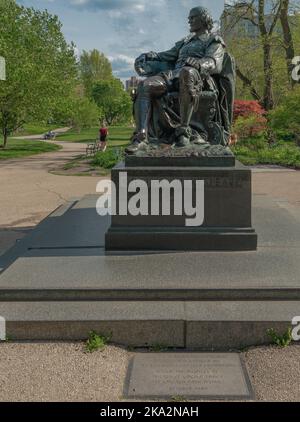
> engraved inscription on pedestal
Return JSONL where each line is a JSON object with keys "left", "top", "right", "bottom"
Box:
{"left": 125, "top": 353, "right": 254, "bottom": 400}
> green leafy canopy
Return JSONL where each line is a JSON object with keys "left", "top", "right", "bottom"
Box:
{"left": 0, "top": 0, "right": 77, "bottom": 146}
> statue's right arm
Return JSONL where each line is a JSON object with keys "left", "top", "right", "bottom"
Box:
{"left": 156, "top": 40, "right": 182, "bottom": 63}
{"left": 136, "top": 39, "right": 182, "bottom": 65}
{"left": 156, "top": 46, "right": 179, "bottom": 62}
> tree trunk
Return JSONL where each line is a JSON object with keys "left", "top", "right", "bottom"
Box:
{"left": 3, "top": 132, "right": 8, "bottom": 148}
{"left": 257, "top": 1, "right": 274, "bottom": 110}
{"left": 2, "top": 127, "right": 8, "bottom": 149}
{"left": 236, "top": 66, "right": 263, "bottom": 104}
{"left": 280, "top": 0, "right": 296, "bottom": 87}
{"left": 263, "top": 41, "right": 274, "bottom": 110}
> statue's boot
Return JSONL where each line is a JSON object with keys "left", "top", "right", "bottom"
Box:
{"left": 193, "top": 134, "right": 208, "bottom": 145}
{"left": 175, "top": 126, "right": 191, "bottom": 148}
{"left": 125, "top": 130, "right": 148, "bottom": 155}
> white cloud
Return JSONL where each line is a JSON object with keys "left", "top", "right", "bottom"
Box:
{"left": 19, "top": 0, "right": 225, "bottom": 80}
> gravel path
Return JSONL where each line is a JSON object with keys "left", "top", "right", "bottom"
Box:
{"left": 0, "top": 342, "right": 299, "bottom": 402}
{"left": 244, "top": 345, "right": 300, "bottom": 402}
{"left": 0, "top": 343, "right": 128, "bottom": 402}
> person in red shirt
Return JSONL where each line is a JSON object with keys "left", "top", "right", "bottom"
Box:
{"left": 99, "top": 124, "right": 108, "bottom": 152}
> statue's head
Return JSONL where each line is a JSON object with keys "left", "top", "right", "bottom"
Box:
{"left": 188, "top": 6, "right": 214, "bottom": 33}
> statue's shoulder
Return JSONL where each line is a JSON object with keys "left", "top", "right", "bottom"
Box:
{"left": 176, "top": 35, "right": 193, "bottom": 47}
{"left": 175, "top": 35, "right": 193, "bottom": 48}
{"left": 207, "top": 34, "right": 226, "bottom": 48}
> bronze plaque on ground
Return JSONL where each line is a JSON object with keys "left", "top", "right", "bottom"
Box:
{"left": 124, "top": 353, "right": 254, "bottom": 400}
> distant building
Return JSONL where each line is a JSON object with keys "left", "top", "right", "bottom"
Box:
{"left": 125, "top": 76, "right": 140, "bottom": 91}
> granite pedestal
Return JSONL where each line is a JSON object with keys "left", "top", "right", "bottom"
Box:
{"left": 106, "top": 160, "right": 257, "bottom": 251}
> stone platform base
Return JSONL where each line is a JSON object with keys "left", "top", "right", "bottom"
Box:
{"left": 106, "top": 227, "right": 257, "bottom": 251}
{"left": 0, "top": 194, "right": 299, "bottom": 349}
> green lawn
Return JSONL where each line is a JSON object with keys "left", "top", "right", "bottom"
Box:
{"left": 13, "top": 123, "right": 54, "bottom": 137}
{"left": 56, "top": 126, "right": 132, "bottom": 147}
{"left": 233, "top": 138, "right": 300, "bottom": 169}
{"left": 0, "top": 139, "right": 61, "bottom": 160}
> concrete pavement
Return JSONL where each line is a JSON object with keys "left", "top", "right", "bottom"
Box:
{"left": 0, "top": 140, "right": 103, "bottom": 256}
{"left": 0, "top": 141, "right": 101, "bottom": 230}
{"left": 252, "top": 168, "right": 300, "bottom": 207}
{"left": 0, "top": 145, "right": 299, "bottom": 255}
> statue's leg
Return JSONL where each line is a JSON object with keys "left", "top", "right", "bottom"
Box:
{"left": 176, "top": 67, "right": 203, "bottom": 147}
{"left": 136, "top": 76, "right": 167, "bottom": 137}
{"left": 126, "top": 76, "right": 167, "bottom": 154}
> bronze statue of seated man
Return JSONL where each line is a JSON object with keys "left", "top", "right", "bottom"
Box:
{"left": 126, "top": 6, "right": 235, "bottom": 156}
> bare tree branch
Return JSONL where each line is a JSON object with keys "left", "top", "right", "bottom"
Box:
{"left": 268, "top": 0, "right": 283, "bottom": 35}
{"left": 236, "top": 66, "right": 262, "bottom": 102}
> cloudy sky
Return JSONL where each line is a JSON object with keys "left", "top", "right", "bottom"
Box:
{"left": 17, "top": 0, "right": 225, "bottom": 80}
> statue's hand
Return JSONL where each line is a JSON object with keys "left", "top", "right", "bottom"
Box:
{"left": 135, "top": 52, "right": 159, "bottom": 64}
{"left": 185, "top": 57, "right": 202, "bottom": 71}
{"left": 144, "top": 51, "right": 159, "bottom": 61}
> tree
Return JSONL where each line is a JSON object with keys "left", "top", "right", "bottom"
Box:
{"left": 92, "top": 78, "right": 132, "bottom": 125}
{"left": 0, "top": 0, "right": 77, "bottom": 148}
{"left": 79, "top": 50, "right": 113, "bottom": 97}
{"left": 223, "top": 0, "right": 300, "bottom": 109}
{"left": 69, "top": 97, "right": 101, "bottom": 132}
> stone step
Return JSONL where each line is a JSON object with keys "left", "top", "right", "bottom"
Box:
{"left": 2, "top": 287, "right": 300, "bottom": 302}
{"left": 0, "top": 300, "right": 297, "bottom": 349}
{"left": 1, "top": 246, "right": 300, "bottom": 302}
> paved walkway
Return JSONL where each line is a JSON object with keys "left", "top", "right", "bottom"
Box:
{"left": 11, "top": 127, "right": 70, "bottom": 140}
{"left": 1, "top": 150, "right": 299, "bottom": 229}
{"left": 0, "top": 141, "right": 99, "bottom": 229}
{"left": 0, "top": 141, "right": 101, "bottom": 255}
{"left": 252, "top": 168, "right": 300, "bottom": 207}
{"left": 0, "top": 143, "right": 299, "bottom": 255}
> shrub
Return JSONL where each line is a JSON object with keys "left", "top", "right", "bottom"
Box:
{"left": 233, "top": 115, "right": 267, "bottom": 140}
{"left": 233, "top": 141, "right": 300, "bottom": 169}
{"left": 269, "top": 87, "right": 300, "bottom": 141}
{"left": 91, "top": 148, "right": 124, "bottom": 169}
{"left": 236, "top": 136, "right": 267, "bottom": 151}
{"left": 234, "top": 100, "right": 266, "bottom": 121}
